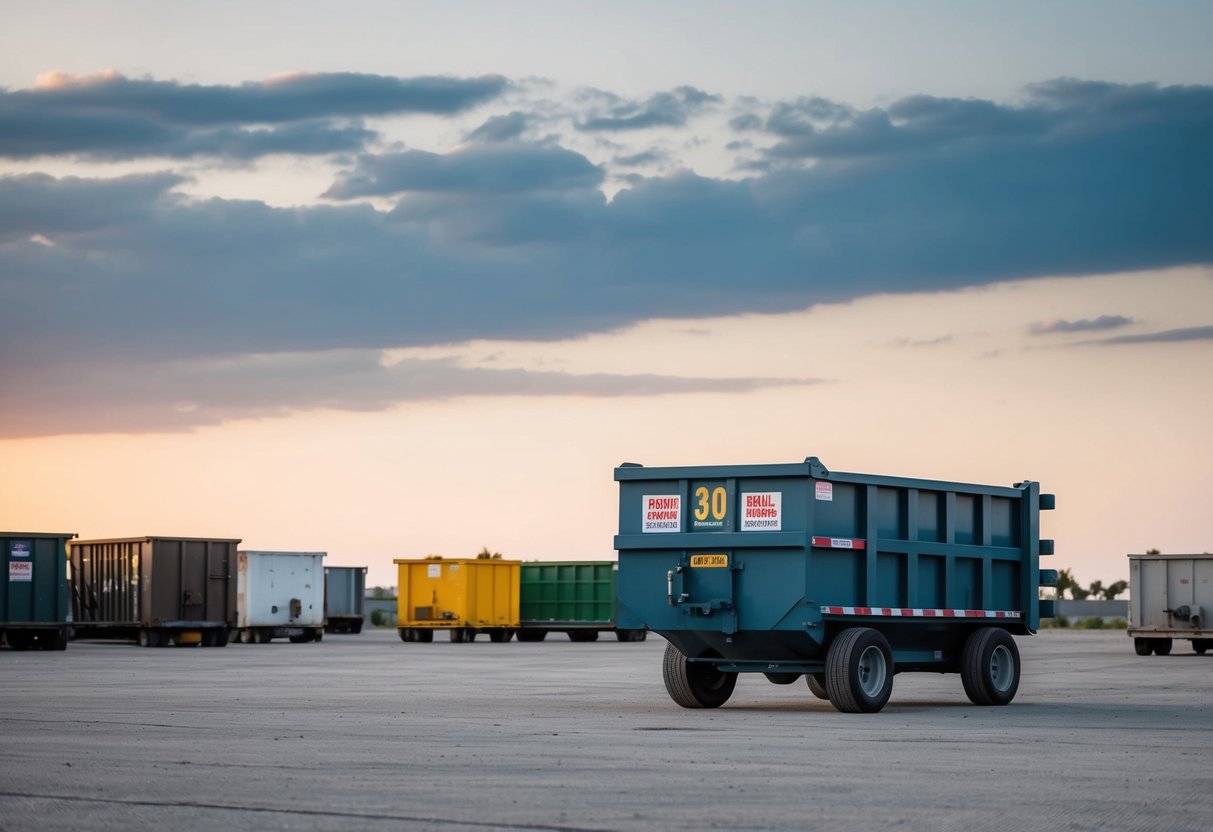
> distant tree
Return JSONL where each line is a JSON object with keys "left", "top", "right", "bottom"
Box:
{"left": 1087, "top": 579, "right": 1104, "bottom": 600}
{"left": 424, "top": 554, "right": 443, "bottom": 560}
{"left": 368, "top": 586, "right": 394, "bottom": 599}
{"left": 1101, "top": 580, "right": 1128, "bottom": 600}
{"left": 476, "top": 546, "right": 503, "bottom": 559}
{"left": 1056, "top": 568, "right": 1089, "bottom": 600}
{"left": 1146, "top": 548, "right": 1161, "bottom": 555}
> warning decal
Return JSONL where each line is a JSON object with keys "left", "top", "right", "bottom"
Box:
{"left": 642, "top": 494, "right": 682, "bottom": 533}
{"left": 815, "top": 481, "right": 833, "bottom": 502}
{"left": 427, "top": 564, "right": 442, "bottom": 578}
{"left": 10, "top": 541, "right": 30, "bottom": 557}
{"left": 9, "top": 561, "right": 32, "bottom": 582}
{"left": 741, "top": 492, "right": 782, "bottom": 531}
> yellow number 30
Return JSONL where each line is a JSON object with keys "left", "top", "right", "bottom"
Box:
{"left": 694, "top": 486, "right": 727, "bottom": 521}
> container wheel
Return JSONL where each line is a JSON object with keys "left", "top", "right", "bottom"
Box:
{"left": 764, "top": 672, "right": 801, "bottom": 685}
{"left": 253, "top": 628, "right": 273, "bottom": 645}
{"left": 289, "top": 634, "right": 309, "bottom": 643}
{"left": 805, "top": 673, "right": 829, "bottom": 700}
{"left": 138, "top": 628, "right": 163, "bottom": 648}
{"left": 1133, "top": 638, "right": 1153, "bottom": 656}
{"left": 352, "top": 620, "right": 364, "bottom": 634}
{"left": 450, "top": 629, "right": 465, "bottom": 643}
{"left": 313, "top": 630, "right": 323, "bottom": 643}
{"left": 961, "top": 627, "right": 1021, "bottom": 706}
{"left": 41, "top": 629, "right": 68, "bottom": 651}
{"left": 615, "top": 629, "right": 647, "bottom": 642}
{"left": 824, "top": 627, "right": 894, "bottom": 713}
{"left": 398, "top": 628, "right": 412, "bottom": 642}
{"left": 6, "top": 630, "right": 33, "bottom": 651}
{"left": 662, "top": 643, "right": 737, "bottom": 709}
{"left": 487, "top": 629, "right": 511, "bottom": 643}
{"left": 415, "top": 629, "right": 433, "bottom": 643}
{"left": 568, "top": 630, "right": 599, "bottom": 643}
{"left": 212, "top": 628, "right": 230, "bottom": 648}
{"left": 516, "top": 629, "right": 547, "bottom": 642}
{"left": 1194, "top": 639, "right": 1212, "bottom": 655}
{"left": 1152, "top": 638, "right": 1173, "bottom": 656}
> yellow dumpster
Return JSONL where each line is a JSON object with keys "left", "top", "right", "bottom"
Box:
{"left": 394, "top": 558, "right": 520, "bottom": 644}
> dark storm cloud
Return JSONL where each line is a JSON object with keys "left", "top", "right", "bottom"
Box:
{"left": 467, "top": 111, "right": 530, "bottom": 143}
{"left": 0, "top": 350, "right": 820, "bottom": 437}
{"left": 324, "top": 144, "right": 604, "bottom": 198}
{"left": 0, "top": 71, "right": 507, "bottom": 159}
{"left": 1029, "top": 315, "right": 1135, "bottom": 335}
{"left": 3, "top": 77, "right": 1212, "bottom": 436}
{"left": 1082, "top": 325, "right": 1213, "bottom": 346}
{"left": 575, "top": 86, "right": 720, "bottom": 132}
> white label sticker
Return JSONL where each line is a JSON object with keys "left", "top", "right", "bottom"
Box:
{"left": 815, "top": 481, "right": 833, "bottom": 501}
{"left": 830, "top": 537, "right": 853, "bottom": 549}
{"left": 10, "top": 542, "right": 30, "bottom": 557}
{"left": 741, "top": 491, "right": 782, "bottom": 531}
{"left": 642, "top": 494, "right": 682, "bottom": 533}
{"left": 427, "top": 564, "right": 442, "bottom": 578}
{"left": 9, "top": 561, "right": 33, "bottom": 582}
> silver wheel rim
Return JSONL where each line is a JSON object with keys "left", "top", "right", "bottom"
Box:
{"left": 857, "top": 644, "right": 887, "bottom": 697}
{"left": 990, "top": 644, "right": 1014, "bottom": 692}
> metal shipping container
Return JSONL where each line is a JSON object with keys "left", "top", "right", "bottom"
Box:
{"left": 324, "top": 565, "right": 367, "bottom": 634}
{"left": 1127, "top": 553, "right": 1213, "bottom": 656}
{"left": 395, "top": 558, "right": 519, "bottom": 643}
{"left": 70, "top": 536, "right": 239, "bottom": 647}
{"left": 615, "top": 456, "right": 1055, "bottom": 713}
{"left": 234, "top": 551, "right": 326, "bottom": 644}
{"left": 2, "top": 532, "right": 75, "bottom": 650}
{"left": 516, "top": 561, "right": 645, "bottom": 642}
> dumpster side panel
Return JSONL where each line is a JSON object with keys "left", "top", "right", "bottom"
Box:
{"left": 2, "top": 533, "right": 73, "bottom": 626}
{"left": 520, "top": 561, "right": 616, "bottom": 625}
{"left": 1128, "top": 554, "right": 1213, "bottom": 636}
{"left": 394, "top": 559, "right": 520, "bottom": 628}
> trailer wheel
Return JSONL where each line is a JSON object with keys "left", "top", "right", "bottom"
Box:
{"left": 1152, "top": 638, "right": 1173, "bottom": 656}
{"left": 253, "top": 628, "right": 273, "bottom": 645}
{"left": 615, "top": 629, "right": 647, "bottom": 642}
{"left": 212, "top": 627, "right": 230, "bottom": 648}
{"left": 450, "top": 629, "right": 465, "bottom": 643}
{"left": 1133, "top": 638, "right": 1153, "bottom": 656}
{"left": 352, "top": 620, "right": 364, "bottom": 634}
{"left": 415, "top": 629, "right": 433, "bottom": 643}
{"left": 42, "top": 629, "right": 68, "bottom": 651}
{"left": 516, "top": 629, "right": 547, "bottom": 642}
{"left": 662, "top": 643, "right": 737, "bottom": 709}
{"left": 961, "top": 627, "right": 1020, "bottom": 706}
{"left": 825, "top": 627, "right": 894, "bottom": 713}
{"left": 568, "top": 630, "right": 599, "bottom": 643}
{"left": 764, "top": 672, "right": 801, "bottom": 685}
{"left": 488, "top": 629, "right": 511, "bottom": 643}
{"left": 1194, "top": 639, "right": 1211, "bottom": 655}
{"left": 6, "top": 631, "right": 33, "bottom": 651}
{"left": 805, "top": 673, "right": 829, "bottom": 700}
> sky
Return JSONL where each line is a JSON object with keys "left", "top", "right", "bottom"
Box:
{"left": 1, "top": 1, "right": 1211, "bottom": 591}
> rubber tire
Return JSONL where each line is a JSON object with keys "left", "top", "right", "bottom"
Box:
{"left": 42, "top": 629, "right": 68, "bottom": 651}
{"left": 450, "top": 629, "right": 465, "bottom": 643}
{"left": 1153, "top": 638, "right": 1173, "bottom": 656}
{"left": 352, "top": 620, "right": 363, "bottom": 634}
{"left": 615, "top": 629, "right": 647, "bottom": 642}
{"left": 253, "top": 629, "right": 273, "bottom": 645}
{"left": 805, "top": 673, "right": 830, "bottom": 700}
{"left": 764, "top": 672, "right": 802, "bottom": 685}
{"left": 211, "top": 628, "right": 229, "bottom": 648}
{"left": 825, "top": 627, "right": 895, "bottom": 713}
{"left": 313, "top": 630, "right": 323, "bottom": 643}
{"left": 960, "top": 627, "right": 1021, "bottom": 706}
{"left": 6, "top": 630, "right": 33, "bottom": 651}
{"left": 289, "top": 634, "right": 309, "bottom": 643}
{"left": 398, "top": 628, "right": 412, "bottom": 642}
{"left": 1134, "top": 638, "right": 1153, "bottom": 656}
{"left": 1194, "top": 639, "right": 1211, "bottom": 655}
{"left": 516, "top": 629, "right": 547, "bottom": 642}
{"left": 415, "top": 629, "right": 433, "bottom": 643}
{"left": 488, "top": 629, "right": 511, "bottom": 643}
{"left": 568, "top": 630, "right": 599, "bottom": 643}
{"left": 662, "top": 643, "right": 737, "bottom": 709}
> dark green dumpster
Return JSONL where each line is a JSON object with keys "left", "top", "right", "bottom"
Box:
{"left": 2, "top": 532, "right": 74, "bottom": 650}
{"left": 516, "top": 561, "right": 645, "bottom": 642}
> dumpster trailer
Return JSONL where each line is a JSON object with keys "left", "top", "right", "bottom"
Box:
{"left": 1127, "top": 553, "right": 1213, "bottom": 656}
{"left": 615, "top": 456, "right": 1056, "bottom": 713}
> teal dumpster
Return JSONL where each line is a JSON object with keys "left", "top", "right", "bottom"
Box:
{"left": 2, "top": 532, "right": 74, "bottom": 650}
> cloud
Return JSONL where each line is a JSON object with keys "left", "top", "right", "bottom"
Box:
{"left": 3, "top": 78, "right": 1212, "bottom": 436}
{"left": 467, "top": 111, "right": 529, "bottom": 143}
{"left": 0, "top": 71, "right": 508, "bottom": 160}
{"left": 1082, "top": 325, "right": 1213, "bottom": 346}
{"left": 575, "top": 86, "right": 720, "bottom": 132}
{"left": 612, "top": 150, "right": 668, "bottom": 167}
{"left": 1029, "top": 315, "right": 1135, "bottom": 334}
{"left": 324, "top": 144, "right": 604, "bottom": 198}
{"left": 0, "top": 349, "right": 821, "bottom": 437}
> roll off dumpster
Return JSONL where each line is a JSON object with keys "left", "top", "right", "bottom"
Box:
{"left": 395, "top": 557, "right": 519, "bottom": 643}
{"left": 615, "top": 456, "right": 1056, "bottom": 713}
{"left": 1127, "top": 553, "right": 1213, "bottom": 656}
{"left": 2, "top": 532, "right": 75, "bottom": 650}
{"left": 324, "top": 565, "right": 367, "bottom": 634}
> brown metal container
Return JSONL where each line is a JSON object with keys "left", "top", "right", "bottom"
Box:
{"left": 69, "top": 536, "right": 239, "bottom": 647}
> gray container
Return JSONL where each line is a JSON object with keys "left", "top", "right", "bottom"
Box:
{"left": 3, "top": 532, "right": 75, "bottom": 650}
{"left": 324, "top": 566, "right": 367, "bottom": 634}
{"left": 70, "top": 536, "right": 239, "bottom": 647}
{"left": 1128, "top": 553, "right": 1213, "bottom": 656}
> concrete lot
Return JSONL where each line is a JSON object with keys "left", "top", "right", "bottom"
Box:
{"left": 1, "top": 629, "right": 1210, "bottom": 831}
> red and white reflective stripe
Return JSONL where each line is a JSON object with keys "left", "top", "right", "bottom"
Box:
{"left": 819, "top": 606, "right": 1022, "bottom": 619}
{"left": 811, "top": 536, "right": 866, "bottom": 550}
